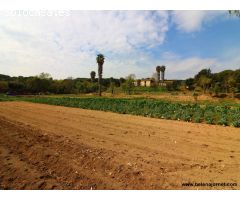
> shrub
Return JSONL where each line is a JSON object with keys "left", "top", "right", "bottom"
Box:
{"left": 218, "top": 118, "right": 228, "bottom": 126}
{"left": 194, "top": 116, "right": 201, "bottom": 123}
{"left": 193, "top": 92, "right": 199, "bottom": 102}
{"left": 232, "top": 120, "right": 240, "bottom": 127}
{"left": 205, "top": 117, "right": 214, "bottom": 124}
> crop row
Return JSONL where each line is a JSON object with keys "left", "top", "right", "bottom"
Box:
{"left": 22, "top": 97, "right": 240, "bottom": 128}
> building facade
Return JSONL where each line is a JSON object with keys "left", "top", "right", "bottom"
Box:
{"left": 134, "top": 66, "right": 167, "bottom": 87}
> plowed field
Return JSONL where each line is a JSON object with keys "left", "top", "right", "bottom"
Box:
{"left": 0, "top": 102, "right": 239, "bottom": 189}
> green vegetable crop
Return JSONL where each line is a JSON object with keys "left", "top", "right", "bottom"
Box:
{"left": 19, "top": 96, "right": 239, "bottom": 128}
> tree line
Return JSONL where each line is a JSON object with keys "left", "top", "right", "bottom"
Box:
{"left": 0, "top": 72, "right": 126, "bottom": 95}
{"left": 184, "top": 68, "right": 240, "bottom": 97}
{"left": 0, "top": 54, "right": 136, "bottom": 96}
{"left": 0, "top": 68, "right": 239, "bottom": 97}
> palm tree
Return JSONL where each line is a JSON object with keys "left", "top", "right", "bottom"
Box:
{"left": 96, "top": 54, "right": 105, "bottom": 96}
{"left": 229, "top": 10, "right": 240, "bottom": 17}
{"left": 161, "top": 66, "right": 166, "bottom": 82}
{"left": 156, "top": 66, "right": 161, "bottom": 83}
{"left": 90, "top": 71, "right": 96, "bottom": 82}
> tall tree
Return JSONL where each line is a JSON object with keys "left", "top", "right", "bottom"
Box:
{"left": 194, "top": 68, "right": 212, "bottom": 81}
{"left": 90, "top": 71, "right": 96, "bottom": 82}
{"left": 156, "top": 66, "right": 161, "bottom": 83}
{"left": 229, "top": 10, "right": 240, "bottom": 17}
{"left": 96, "top": 54, "right": 105, "bottom": 96}
{"left": 38, "top": 72, "right": 52, "bottom": 79}
{"left": 226, "top": 75, "right": 237, "bottom": 97}
{"left": 198, "top": 76, "right": 212, "bottom": 93}
{"left": 161, "top": 66, "right": 166, "bottom": 82}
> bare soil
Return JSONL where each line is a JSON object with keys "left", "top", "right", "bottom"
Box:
{"left": 0, "top": 102, "right": 239, "bottom": 189}
{"left": 103, "top": 92, "right": 218, "bottom": 102}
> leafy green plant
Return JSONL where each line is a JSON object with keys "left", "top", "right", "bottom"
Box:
{"left": 232, "top": 120, "right": 240, "bottom": 127}
{"left": 205, "top": 116, "right": 214, "bottom": 124}
{"left": 218, "top": 118, "right": 228, "bottom": 126}
{"left": 193, "top": 116, "right": 201, "bottom": 123}
{"left": 3, "top": 95, "right": 238, "bottom": 128}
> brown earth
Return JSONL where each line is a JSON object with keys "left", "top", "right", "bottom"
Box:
{"left": 51, "top": 92, "right": 240, "bottom": 104}
{"left": 0, "top": 101, "right": 239, "bottom": 190}
{"left": 113, "top": 93, "right": 240, "bottom": 103}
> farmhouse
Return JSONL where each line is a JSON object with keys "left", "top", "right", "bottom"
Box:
{"left": 134, "top": 65, "right": 168, "bottom": 87}
{"left": 134, "top": 78, "right": 155, "bottom": 87}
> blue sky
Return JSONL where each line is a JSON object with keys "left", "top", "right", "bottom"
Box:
{"left": 161, "top": 17, "right": 240, "bottom": 58}
{"left": 0, "top": 10, "right": 240, "bottom": 79}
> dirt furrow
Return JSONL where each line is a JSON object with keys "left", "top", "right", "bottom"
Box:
{"left": 0, "top": 102, "right": 240, "bottom": 189}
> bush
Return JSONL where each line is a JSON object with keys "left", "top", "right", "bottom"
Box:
{"left": 205, "top": 116, "right": 214, "bottom": 124}
{"left": 232, "top": 120, "right": 240, "bottom": 127}
{"left": 0, "top": 81, "right": 9, "bottom": 93}
{"left": 193, "top": 92, "right": 199, "bottom": 102}
{"left": 218, "top": 118, "right": 228, "bottom": 126}
{"left": 194, "top": 116, "right": 201, "bottom": 123}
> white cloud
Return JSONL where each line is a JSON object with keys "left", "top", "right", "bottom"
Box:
{"left": 0, "top": 10, "right": 238, "bottom": 81}
{"left": 171, "top": 11, "right": 225, "bottom": 32}
{"left": 152, "top": 51, "right": 240, "bottom": 80}
{"left": 163, "top": 57, "right": 218, "bottom": 79}
{"left": 0, "top": 11, "right": 169, "bottom": 78}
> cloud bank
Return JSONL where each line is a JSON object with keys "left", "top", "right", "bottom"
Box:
{"left": 0, "top": 10, "right": 238, "bottom": 80}
{"left": 171, "top": 10, "right": 225, "bottom": 32}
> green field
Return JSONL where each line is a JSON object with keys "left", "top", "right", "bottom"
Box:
{"left": 1, "top": 94, "right": 239, "bottom": 127}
